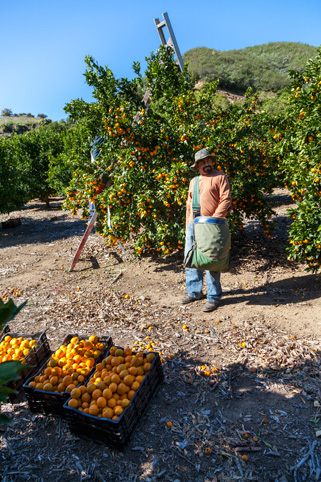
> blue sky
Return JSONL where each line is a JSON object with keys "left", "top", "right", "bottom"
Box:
{"left": 1, "top": 0, "right": 320, "bottom": 121}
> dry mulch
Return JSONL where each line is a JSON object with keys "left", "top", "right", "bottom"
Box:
{"left": 0, "top": 192, "right": 321, "bottom": 482}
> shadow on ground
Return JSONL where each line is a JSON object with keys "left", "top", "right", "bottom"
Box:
{"left": 2, "top": 347, "right": 320, "bottom": 482}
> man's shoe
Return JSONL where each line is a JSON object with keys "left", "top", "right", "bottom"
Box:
{"left": 180, "top": 294, "right": 205, "bottom": 304}
{"left": 202, "top": 301, "right": 219, "bottom": 312}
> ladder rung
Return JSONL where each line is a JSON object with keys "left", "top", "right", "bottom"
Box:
{"left": 156, "top": 20, "right": 166, "bottom": 28}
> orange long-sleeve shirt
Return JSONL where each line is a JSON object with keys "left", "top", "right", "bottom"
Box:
{"left": 186, "top": 170, "right": 232, "bottom": 228}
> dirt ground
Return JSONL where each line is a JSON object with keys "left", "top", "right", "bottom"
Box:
{"left": 0, "top": 189, "right": 320, "bottom": 482}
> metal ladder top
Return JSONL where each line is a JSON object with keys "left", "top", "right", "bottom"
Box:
{"left": 154, "top": 12, "right": 184, "bottom": 72}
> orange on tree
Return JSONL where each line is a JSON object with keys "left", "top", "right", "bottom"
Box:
{"left": 59, "top": 47, "right": 280, "bottom": 258}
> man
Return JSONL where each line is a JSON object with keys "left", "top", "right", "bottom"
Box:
{"left": 181, "top": 148, "right": 232, "bottom": 312}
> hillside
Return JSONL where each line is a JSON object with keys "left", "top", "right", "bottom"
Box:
{"left": 0, "top": 115, "right": 47, "bottom": 138}
{"left": 183, "top": 42, "right": 318, "bottom": 93}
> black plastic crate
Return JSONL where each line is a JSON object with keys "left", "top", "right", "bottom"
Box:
{"left": 63, "top": 351, "right": 164, "bottom": 449}
{"left": 0, "top": 324, "right": 10, "bottom": 337}
{"left": 23, "top": 333, "right": 112, "bottom": 417}
{"left": 0, "top": 330, "right": 51, "bottom": 403}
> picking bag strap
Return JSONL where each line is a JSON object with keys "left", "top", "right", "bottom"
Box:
{"left": 192, "top": 176, "right": 201, "bottom": 216}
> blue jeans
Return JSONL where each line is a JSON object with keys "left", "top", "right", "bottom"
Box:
{"left": 184, "top": 223, "right": 222, "bottom": 303}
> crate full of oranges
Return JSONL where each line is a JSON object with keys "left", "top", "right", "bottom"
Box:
{"left": 63, "top": 345, "right": 164, "bottom": 448}
{"left": 23, "top": 333, "right": 112, "bottom": 417}
{"left": 0, "top": 330, "right": 51, "bottom": 401}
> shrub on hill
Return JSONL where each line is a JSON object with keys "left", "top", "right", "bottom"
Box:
{"left": 184, "top": 42, "right": 318, "bottom": 94}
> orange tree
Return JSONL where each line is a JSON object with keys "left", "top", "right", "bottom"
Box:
{"left": 0, "top": 136, "right": 28, "bottom": 213}
{"left": 0, "top": 128, "right": 65, "bottom": 213}
{"left": 62, "top": 47, "right": 279, "bottom": 256}
{"left": 272, "top": 48, "right": 321, "bottom": 273}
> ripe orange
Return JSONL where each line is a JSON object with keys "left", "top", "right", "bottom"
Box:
{"left": 111, "top": 357, "right": 121, "bottom": 367}
{"left": 119, "top": 369, "right": 128, "bottom": 379}
{"left": 96, "top": 381, "right": 107, "bottom": 391}
{"left": 127, "top": 390, "right": 135, "bottom": 400}
{"left": 97, "top": 397, "right": 107, "bottom": 408}
{"left": 131, "top": 357, "right": 140, "bottom": 367}
{"left": 116, "top": 363, "right": 127, "bottom": 374}
{"left": 117, "top": 383, "right": 127, "bottom": 396}
{"left": 102, "top": 407, "right": 114, "bottom": 419}
{"left": 143, "top": 363, "right": 151, "bottom": 372}
{"left": 131, "top": 381, "right": 140, "bottom": 391}
{"left": 111, "top": 374, "right": 120, "bottom": 384}
{"left": 109, "top": 346, "right": 117, "bottom": 356}
{"left": 44, "top": 367, "right": 52, "bottom": 377}
{"left": 114, "top": 406, "right": 123, "bottom": 416}
{"left": 123, "top": 347, "right": 132, "bottom": 357}
{"left": 48, "top": 358, "right": 57, "bottom": 368}
{"left": 105, "top": 355, "right": 113, "bottom": 364}
{"left": 89, "top": 335, "right": 98, "bottom": 345}
{"left": 103, "top": 375, "right": 111, "bottom": 385}
{"left": 81, "top": 392, "right": 91, "bottom": 403}
{"left": 103, "top": 388, "right": 113, "bottom": 400}
{"left": 43, "top": 383, "right": 54, "bottom": 392}
{"left": 51, "top": 367, "right": 62, "bottom": 377}
{"left": 83, "top": 341, "right": 93, "bottom": 351}
{"left": 70, "top": 388, "right": 82, "bottom": 399}
{"left": 87, "top": 383, "right": 96, "bottom": 394}
{"left": 65, "top": 383, "right": 76, "bottom": 392}
{"left": 49, "top": 376, "right": 58, "bottom": 386}
{"left": 145, "top": 353, "right": 155, "bottom": 363}
{"left": 88, "top": 405, "right": 99, "bottom": 416}
{"left": 63, "top": 375, "right": 73, "bottom": 387}
{"left": 96, "top": 362, "right": 104, "bottom": 372}
{"left": 114, "top": 348, "right": 124, "bottom": 357}
{"left": 107, "top": 398, "right": 117, "bottom": 409}
{"left": 92, "top": 389, "right": 103, "bottom": 400}
{"left": 68, "top": 398, "right": 79, "bottom": 408}
{"left": 123, "top": 375, "right": 134, "bottom": 386}
{"left": 136, "top": 366, "right": 144, "bottom": 376}
{"left": 109, "top": 383, "right": 117, "bottom": 393}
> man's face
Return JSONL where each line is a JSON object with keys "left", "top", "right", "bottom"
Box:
{"left": 196, "top": 156, "right": 213, "bottom": 175}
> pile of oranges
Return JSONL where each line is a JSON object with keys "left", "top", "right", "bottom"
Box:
{"left": 67, "top": 346, "right": 155, "bottom": 421}
{"left": 28, "top": 335, "right": 105, "bottom": 393}
{"left": 0, "top": 335, "right": 37, "bottom": 363}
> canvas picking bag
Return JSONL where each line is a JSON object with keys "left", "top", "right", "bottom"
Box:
{"left": 184, "top": 176, "right": 231, "bottom": 272}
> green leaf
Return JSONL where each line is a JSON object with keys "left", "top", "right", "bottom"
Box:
{"left": 0, "top": 385, "right": 16, "bottom": 395}
{"left": 0, "top": 413, "right": 12, "bottom": 424}
{"left": 0, "top": 360, "right": 30, "bottom": 385}
{"left": 0, "top": 298, "right": 28, "bottom": 330}
{"left": 262, "top": 440, "right": 273, "bottom": 449}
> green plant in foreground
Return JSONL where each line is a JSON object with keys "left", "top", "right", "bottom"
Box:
{"left": 0, "top": 298, "right": 29, "bottom": 423}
